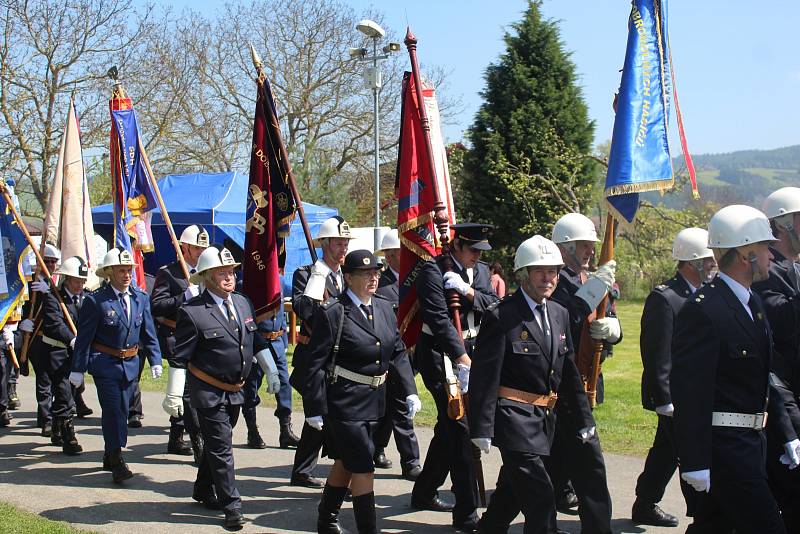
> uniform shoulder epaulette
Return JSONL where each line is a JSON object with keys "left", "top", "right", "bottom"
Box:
{"left": 654, "top": 284, "right": 668, "bottom": 292}
{"left": 321, "top": 296, "right": 342, "bottom": 310}
{"left": 487, "top": 299, "right": 502, "bottom": 311}
{"left": 372, "top": 292, "right": 388, "bottom": 301}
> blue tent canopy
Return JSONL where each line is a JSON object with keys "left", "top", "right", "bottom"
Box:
{"left": 92, "top": 171, "right": 336, "bottom": 293}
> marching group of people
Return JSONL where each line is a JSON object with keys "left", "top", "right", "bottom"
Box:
{"left": 1, "top": 187, "right": 800, "bottom": 534}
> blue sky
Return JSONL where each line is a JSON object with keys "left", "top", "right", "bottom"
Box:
{"left": 159, "top": 0, "right": 800, "bottom": 155}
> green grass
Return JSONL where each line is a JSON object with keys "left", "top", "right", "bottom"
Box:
{"left": 134, "top": 299, "right": 653, "bottom": 456}
{"left": 592, "top": 299, "right": 653, "bottom": 456}
{"left": 0, "top": 502, "right": 97, "bottom": 533}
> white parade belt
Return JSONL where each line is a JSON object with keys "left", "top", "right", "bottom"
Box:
{"left": 712, "top": 411, "right": 767, "bottom": 430}
{"left": 421, "top": 320, "right": 479, "bottom": 340}
{"left": 332, "top": 365, "right": 387, "bottom": 389}
{"left": 41, "top": 335, "right": 67, "bottom": 349}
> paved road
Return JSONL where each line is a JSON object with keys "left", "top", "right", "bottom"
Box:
{"left": 0, "top": 376, "right": 689, "bottom": 533}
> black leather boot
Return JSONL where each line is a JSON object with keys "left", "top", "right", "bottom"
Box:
{"left": 317, "top": 484, "right": 349, "bottom": 534}
{"left": 278, "top": 416, "right": 300, "bottom": 448}
{"left": 167, "top": 423, "right": 192, "bottom": 455}
{"left": 74, "top": 387, "right": 93, "bottom": 418}
{"left": 50, "top": 417, "right": 63, "bottom": 446}
{"left": 352, "top": 492, "right": 377, "bottom": 534}
{"left": 61, "top": 417, "right": 83, "bottom": 455}
{"left": 109, "top": 449, "right": 133, "bottom": 483}
{"left": 247, "top": 426, "right": 267, "bottom": 449}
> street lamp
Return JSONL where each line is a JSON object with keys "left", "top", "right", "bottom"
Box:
{"left": 351, "top": 19, "right": 400, "bottom": 251}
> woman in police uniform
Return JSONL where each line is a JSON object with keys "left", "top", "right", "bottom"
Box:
{"left": 303, "top": 249, "right": 417, "bottom": 534}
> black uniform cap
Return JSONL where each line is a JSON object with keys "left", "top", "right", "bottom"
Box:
{"left": 452, "top": 222, "right": 494, "bottom": 251}
{"left": 342, "top": 249, "right": 380, "bottom": 273}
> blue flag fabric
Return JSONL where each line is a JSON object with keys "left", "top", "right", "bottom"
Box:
{"left": 110, "top": 101, "right": 157, "bottom": 252}
{"left": 0, "top": 181, "right": 31, "bottom": 327}
{"left": 605, "top": 0, "right": 674, "bottom": 224}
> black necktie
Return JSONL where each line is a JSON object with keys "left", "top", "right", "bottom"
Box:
{"left": 536, "top": 303, "right": 552, "bottom": 354}
{"left": 223, "top": 299, "right": 237, "bottom": 327}
{"left": 361, "top": 304, "right": 373, "bottom": 326}
{"left": 72, "top": 295, "right": 80, "bottom": 310}
{"left": 118, "top": 292, "right": 128, "bottom": 319}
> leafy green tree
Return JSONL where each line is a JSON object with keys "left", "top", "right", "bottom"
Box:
{"left": 461, "top": 0, "right": 596, "bottom": 252}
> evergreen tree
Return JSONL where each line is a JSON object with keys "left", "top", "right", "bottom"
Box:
{"left": 461, "top": 0, "right": 597, "bottom": 252}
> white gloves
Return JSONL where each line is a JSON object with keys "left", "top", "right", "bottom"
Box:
{"left": 69, "top": 371, "right": 84, "bottom": 388}
{"left": 589, "top": 316, "right": 621, "bottom": 343}
{"left": 69, "top": 337, "right": 76, "bottom": 350}
{"left": 306, "top": 416, "right": 324, "bottom": 430}
{"left": 304, "top": 272, "right": 327, "bottom": 301}
{"left": 471, "top": 438, "right": 491, "bottom": 454}
{"left": 18, "top": 319, "right": 34, "bottom": 333}
{"left": 183, "top": 284, "right": 200, "bottom": 301}
{"left": 406, "top": 394, "right": 422, "bottom": 419}
{"left": 655, "top": 403, "right": 674, "bottom": 417}
{"left": 578, "top": 426, "right": 596, "bottom": 443}
{"left": 151, "top": 364, "right": 163, "bottom": 379}
{"left": 681, "top": 469, "right": 711, "bottom": 492}
{"left": 1, "top": 326, "right": 14, "bottom": 346}
{"left": 31, "top": 277, "right": 50, "bottom": 294}
{"left": 780, "top": 439, "right": 800, "bottom": 469}
{"left": 162, "top": 367, "right": 186, "bottom": 418}
{"left": 443, "top": 271, "right": 471, "bottom": 296}
{"left": 456, "top": 363, "right": 470, "bottom": 394}
{"left": 255, "top": 348, "right": 281, "bottom": 394}
{"left": 575, "top": 261, "right": 616, "bottom": 311}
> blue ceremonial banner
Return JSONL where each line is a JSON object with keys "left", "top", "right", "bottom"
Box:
{"left": 605, "top": 0, "right": 674, "bottom": 225}
{"left": 0, "top": 180, "right": 31, "bottom": 328}
{"left": 109, "top": 94, "right": 157, "bottom": 288}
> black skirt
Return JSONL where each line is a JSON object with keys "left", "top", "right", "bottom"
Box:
{"left": 323, "top": 417, "right": 378, "bottom": 473}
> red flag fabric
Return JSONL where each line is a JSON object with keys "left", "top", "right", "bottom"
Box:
{"left": 243, "top": 76, "right": 295, "bottom": 321}
{"left": 396, "top": 72, "right": 455, "bottom": 349}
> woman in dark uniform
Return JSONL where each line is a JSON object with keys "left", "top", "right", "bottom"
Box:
{"left": 304, "top": 250, "right": 417, "bottom": 534}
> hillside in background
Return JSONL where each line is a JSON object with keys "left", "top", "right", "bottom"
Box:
{"left": 645, "top": 144, "right": 800, "bottom": 208}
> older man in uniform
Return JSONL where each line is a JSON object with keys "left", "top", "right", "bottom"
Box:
{"left": 547, "top": 212, "right": 615, "bottom": 534}
{"left": 672, "top": 205, "right": 800, "bottom": 534}
{"left": 39, "top": 256, "right": 93, "bottom": 455}
{"left": 289, "top": 216, "right": 353, "bottom": 488}
{"left": 753, "top": 187, "right": 800, "bottom": 532}
{"left": 374, "top": 229, "right": 423, "bottom": 479}
{"left": 470, "top": 235, "right": 593, "bottom": 533}
{"left": 410, "top": 223, "right": 499, "bottom": 533}
{"left": 632, "top": 228, "right": 716, "bottom": 527}
{"left": 164, "top": 246, "right": 273, "bottom": 528}
{"left": 70, "top": 247, "right": 162, "bottom": 483}
{"left": 150, "top": 224, "right": 209, "bottom": 459}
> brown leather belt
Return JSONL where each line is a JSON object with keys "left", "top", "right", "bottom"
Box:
{"left": 188, "top": 363, "right": 245, "bottom": 393}
{"left": 498, "top": 386, "right": 558, "bottom": 409}
{"left": 92, "top": 342, "right": 139, "bottom": 359}
{"left": 296, "top": 333, "right": 310, "bottom": 345}
{"left": 260, "top": 329, "right": 285, "bottom": 341}
{"left": 158, "top": 318, "right": 177, "bottom": 330}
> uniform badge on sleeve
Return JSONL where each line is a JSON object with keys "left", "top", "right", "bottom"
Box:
{"left": 520, "top": 330, "right": 529, "bottom": 340}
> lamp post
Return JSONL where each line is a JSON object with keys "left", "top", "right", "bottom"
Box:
{"left": 350, "top": 20, "right": 400, "bottom": 250}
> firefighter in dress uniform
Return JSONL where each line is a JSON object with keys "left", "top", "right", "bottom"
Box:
{"left": 40, "top": 255, "right": 93, "bottom": 456}
{"left": 410, "top": 223, "right": 500, "bottom": 534}
{"left": 752, "top": 187, "right": 800, "bottom": 532}
{"left": 671, "top": 205, "right": 800, "bottom": 534}
{"left": 303, "top": 249, "right": 417, "bottom": 534}
{"left": 289, "top": 216, "right": 353, "bottom": 488}
{"left": 164, "top": 246, "right": 274, "bottom": 529}
{"left": 470, "top": 235, "right": 593, "bottom": 533}
{"left": 150, "top": 224, "right": 209, "bottom": 460}
{"left": 373, "top": 229, "right": 422, "bottom": 479}
{"left": 69, "top": 247, "right": 162, "bottom": 483}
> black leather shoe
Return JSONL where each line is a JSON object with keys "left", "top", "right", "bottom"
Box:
{"left": 223, "top": 509, "right": 245, "bottom": 529}
{"left": 290, "top": 474, "right": 325, "bottom": 488}
{"left": 192, "top": 487, "right": 220, "bottom": 510}
{"left": 373, "top": 448, "right": 392, "bottom": 469}
{"left": 0, "top": 411, "right": 11, "bottom": 427}
{"left": 75, "top": 401, "right": 93, "bottom": 418}
{"left": 167, "top": 430, "right": 193, "bottom": 456}
{"left": 411, "top": 494, "right": 454, "bottom": 512}
{"left": 278, "top": 417, "right": 301, "bottom": 449}
{"left": 110, "top": 452, "right": 133, "bottom": 483}
{"left": 8, "top": 384, "right": 20, "bottom": 410}
{"left": 41, "top": 423, "right": 52, "bottom": 438}
{"left": 402, "top": 465, "right": 422, "bottom": 481}
{"left": 632, "top": 501, "right": 679, "bottom": 527}
{"left": 556, "top": 489, "right": 579, "bottom": 514}
{"left": 127, "top": 415, "right": 142, "bottom": 428}
{"left": 247, "top": 428, "right": 267, "bottom": 449}
{"left": 453, "top": 516, "right": 479, "bottom": 533}
{"left": 102, "top": 452, "right": 113, "bottom": 471}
